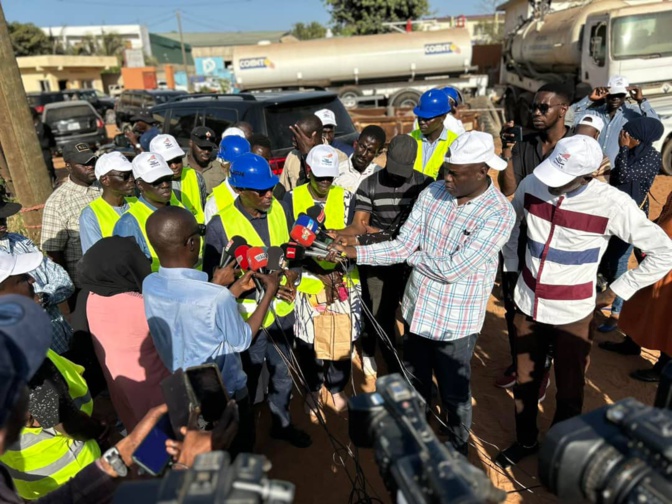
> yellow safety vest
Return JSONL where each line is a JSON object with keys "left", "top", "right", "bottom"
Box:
{"left": 126, "top": 194, "right": 185, "bottom": 272}
{"left": 87, "top": 196, "right": 137, "bottom": 239}
{"left": 178, "top": 168, "right": 205, "bottom": 224}
{"left": 291, "top": 184, "right": 359, "bottom": 292}
{"left": 410, "top": 128, "right": 458, "bottom": 180}
{"left": 0, "top": 350, "right": 100, "bottom": 500}
{"left": 207, "top": 181, "right": 236, "bottom": 215}
{"left": 218, "top": 200, "right": 294, "bottom": 328}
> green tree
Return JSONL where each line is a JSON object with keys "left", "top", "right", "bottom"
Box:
{"left": 290, "top": 21, "right": 327, "bottom": 40}
{"left": 323, "top": 0, "right": 430, "bottom": 35}
{"left": 8, "top": 22, "right": 52, "bottom": 56}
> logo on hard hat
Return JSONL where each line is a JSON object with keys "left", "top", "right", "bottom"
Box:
{"left": 424, "top": 42, "right": 460, "bottom": 55}
{"left": 239, "top": 57, "right": 275, "bottom": 70}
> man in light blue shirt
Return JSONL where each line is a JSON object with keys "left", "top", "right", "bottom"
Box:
{"left": 142, "top": 206, "right": 279, "bottom": 453}
{"left": 572, "top": 75, "right": 658, "bottom": 165}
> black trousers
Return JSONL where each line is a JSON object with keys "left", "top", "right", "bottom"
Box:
{"left": 295, "top": 338, "right": 351, "bottom": 393}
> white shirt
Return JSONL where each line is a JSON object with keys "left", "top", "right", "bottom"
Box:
{"left": 502, "top": 175, "right": 672, "bottom": 325}
{"left": 333, "top": 155, "right": 382, "bottom": 194}
{"left": 204, "top": 179, "right": 237, "bottom": 223}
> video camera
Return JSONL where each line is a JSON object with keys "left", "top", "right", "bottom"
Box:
{"left": 539, "top": 362, "right": 672, "bottom": 503}
{"left": 113, "top": 451, "right": 295, "bottom": 504}
{"left": 349, "top": 374, "right": 506, "bottom": 504}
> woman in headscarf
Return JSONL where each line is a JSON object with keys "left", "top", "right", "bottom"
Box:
{"left": 76, "top": 236, "right": 170, "bottom": 431}
{"left": 597, "top": 116, "right": 664, "bottom": 333}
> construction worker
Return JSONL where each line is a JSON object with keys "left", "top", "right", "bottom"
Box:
{"left": 203, "top": 153, "right": 311, "bottom": 448}
{"left": 113, "top": 152, "right": 185, "bottom": 271}
{"left": 288, "top": 145, "right": 361, "bottom": 416}
{"left": 204, "top": 135, "right": 251, "bottom": 223}
{"left": 0, "top": 252, "right": 101, "bottom": 500}
{"left": 410, "top": 89, "right": 460, "bottom": 179}
{"left": 79, "top": 151, "right": 137, "bottom": 253}
{"left": 150, "top": 134, "right": 207, "bottom": 224}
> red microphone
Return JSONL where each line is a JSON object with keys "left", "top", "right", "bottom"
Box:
{"left": 246, "top": 246, "right": 268, "bottom": 293}
{"left": 234, "top": 244, "right": 251, "bottom": 270}
{"left": 290, "top": 225, "right": 329, "bottom": 251}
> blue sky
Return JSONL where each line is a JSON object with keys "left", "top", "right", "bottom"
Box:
{"left": 4, "top": 0, "right": 486, "bottom": 33}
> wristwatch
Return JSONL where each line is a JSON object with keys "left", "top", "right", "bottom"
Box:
{"left": 134, "top": 143, "right": 142, "bottom": 150}
{"left": 102, "top": 446, "right": 128, "bottom": 477}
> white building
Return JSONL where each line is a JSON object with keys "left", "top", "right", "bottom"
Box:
{"left": 40, "top": 24, "right": 152, "bottom": 55}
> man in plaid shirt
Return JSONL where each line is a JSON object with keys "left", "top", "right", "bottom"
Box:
{"left": 331, "top": 131, "right": 515, "bottom": 454}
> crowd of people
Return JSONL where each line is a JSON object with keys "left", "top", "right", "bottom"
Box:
{"left": 1, "top": 75, "right": 671, "bottom": 502}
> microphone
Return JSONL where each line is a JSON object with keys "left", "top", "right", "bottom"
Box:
{"left": 295, "top": 214, "right": 320, "bottom": 234}
{"left": 234, "top": 244, "right": 251, "bottom": 270}
{"left": 290, "top": 225, "right": 330, "bottom": 251}
{"left": 219, "top": 235, "right": 247, "bottom": 268}
{"left": 246, "top": 247, "right": 268, "bottom": 294}
{"left": 306, "top": 205, "right": 335, "bottom": 245}
{"left": 281, "top": 243, "right": 305, "bottom": 262}
{"left": 267, "top": 246, "right": 286, "bottom": 271}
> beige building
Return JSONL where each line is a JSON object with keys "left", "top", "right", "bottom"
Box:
{"left": 17, "top": 55, "right": 118, "bottom": 93}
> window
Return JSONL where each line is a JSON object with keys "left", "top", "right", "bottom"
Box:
{"left": 200, "top": 108, "right": 239, "bottom": 138}
{"left": 45, "top": 104, "right": 95, "bottom": 122}
{"left": 612, "top": 11, "right": 672, "bottom": 59}
{"left": 589, "top": 22, "right": 607, "bottom": 67}
{"left": 166, "top": 107, "right": 200, "bottom": 147}
{"left": 81, "top": 80, "right": 93, "bottom": 89}
{"left": 39, "top": 80, "right": 51, "bottom": 91}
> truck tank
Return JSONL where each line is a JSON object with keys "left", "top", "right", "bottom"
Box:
{"left": 231, "top": 29, "right": 473, "bottom": 90}
{"left": 507, "top": 0, "right": 629, "bottom": 75}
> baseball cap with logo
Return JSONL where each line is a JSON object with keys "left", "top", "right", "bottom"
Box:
{"left": 221, "top": 127, "right": 246, "bottom": 140}
{"left": 533, "top": 136, "right": 603, "bottom": 188}
{"left": 132, "top": 152, "right": 173, "bottom": 183}
{"left": 150, "top": 134, "right": 185, "bottom": 161}
{"left": 62, "top": 141, "right": 96, "bottom": 165}
{"left": 386, "top": 135, "right": 417, "bottom": 178}
{"left": 191, "top": 126, "right": 218, "bottom": 149}
{"left": 576, "top": 114, "right": 605, "bottom": 134}
{"left": 445, "top": 131, "right": 507, "bottom": 171}
{"left": 0, "top": 251, "right": 42, "bottom": 285}
{"left": 315, "top": 109, "right": 337, "bottom": 127}
{"left": 95, "top": 151, "right": 133, "bottom": 180}
{"left": 608, "top": 75, "right": 629, "bottom": 95}
{"left": 306, "top": 145, "right": 339, "bottom": 177}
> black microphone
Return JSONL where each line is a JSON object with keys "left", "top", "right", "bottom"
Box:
{"left": 267, "top": 246, "right": 286, "bottom": 272}
{"left": 219, "top": 235, "right": 248, "bottom": 268}
{"left": 281, "top": 243, "right": 305, "bottom": 262}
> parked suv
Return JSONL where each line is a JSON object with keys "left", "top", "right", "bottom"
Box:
{"left": 115, "top": 89, "right": 187, "bottom": 129}
{"left": 150, "top": 91, "right": 359, "bottom": 174}
{"left": 62, "top": 89, "right": 115, "bottom": 119}
{"left": 42, "top": 101, "right": 107, "bottom": 153}
{"left": 27, "top": 92, "right": 64, "bottom": 114}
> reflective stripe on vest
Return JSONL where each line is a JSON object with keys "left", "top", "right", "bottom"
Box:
{"left": 218, "top": 200, "right": 294, "bottom": 327}
{"left": 208, "top": 181, "right": 236, "bottom": 215}
{"left": 87, "top": 197, "right": 137, "bottom": 239}
{"left": 179, "top": 168, "right": 205, "bottom": 223}
{"left": 410, "top": 129, "right": 458, "bottom": 180}
{"left": 127, "top": 194, "right": 184, "bottom": 272}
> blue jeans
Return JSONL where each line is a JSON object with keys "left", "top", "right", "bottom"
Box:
{"left": 603, "top": 238, "right": 634, "bottom": 315}
{"left": 402, "top": 330, "right": 478, "bottom": 455}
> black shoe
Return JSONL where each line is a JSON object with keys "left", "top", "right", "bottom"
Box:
{"left": 270, "top": 424, "right": 312, "bottom": 448}
{"left": 598, "top": 338, "right": 641, "bottom": 356}
{"left": 630, "top": 368, "right": 662, "bottom": 383}
{"left": 494, "top": 442, "right": 539, "bottom": 469}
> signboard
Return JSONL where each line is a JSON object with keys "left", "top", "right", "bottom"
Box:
{"left": 124, "top": 49, "right": 145, "bottom": 68}
{"left": 195, "top": 57, "right": 233, "bottom": 80}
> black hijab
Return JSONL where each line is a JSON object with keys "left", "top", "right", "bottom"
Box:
{"left": 623, "top": 116, "right": 664, "bottom": 163}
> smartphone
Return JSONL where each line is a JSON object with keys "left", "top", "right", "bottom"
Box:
{"left": 502, "top": 125, "right": 523, "bottom": 143}
{"left": 185, "top": 364, "right": 230, "bottom": 424}
{"left": 131, "top": 413, "right": 174, "bottom": 476}
{"left": 161, "top": 370, "right": 197, "bottom": 441}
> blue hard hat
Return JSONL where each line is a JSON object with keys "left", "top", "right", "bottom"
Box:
{"left": 228, "top": 153, "right": 279, "bottom": 190}
{"left": 217, "top": 135, "right": 250, "bottom": 163}
{"left": 440, "top": 86, "right": 463, "bottom": 111}
{"left": 413, "top": 89, "right": 451, "bottom": 119}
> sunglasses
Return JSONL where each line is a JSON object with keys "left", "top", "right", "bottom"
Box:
{"left": 531, "top": 103, "right": 564, "bottom": 114}
{"left": 418, "top": 115, "right": 443, "bottom": 122}
{"left": 240, "top": 187, "right": 273, "bottom": 196}
{"left": 185, "top": 224, "right": 207, "bottom": 244}
{"left": 107, "top": 171, "right": 134, "bottom": 181}
{"left": 148, "top": 176, "right": 173, "bottom": 187}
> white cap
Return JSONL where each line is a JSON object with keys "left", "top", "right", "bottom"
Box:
{"left": 445, "top": 131, "right": 507, "bottom": 171}
{"left": 315, "top": 109, "right": 337, "bottom": 127}
{"left": 608, "top": 75, "right": 629, "bottom": 95}
{"left": 576, "top": 114, "right": 605, "bottom": 134}
{"left": 0, "top": 251, "right": 42, "bottom": 284}
{"left": 533, "top": 136, "right": 603, "bottom": 187}
{"left": 149, "top": 134, "right": 184, "bottom": 162}
{"left": 306, "top": 144, "right": 340, "bottom": 177}
{"left": 132, "top": 152, "right": 173, "bottom": 183}
{"left": 95, "top": 151, "right": 132, "bottom": 180}
{"left": 222, "top": 127, "right": 246, "bottom": 139}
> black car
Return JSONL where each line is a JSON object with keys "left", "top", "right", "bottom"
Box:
{"left": 115, "top": 90, "right": 188, "bottom": 129}
{"left": 27, "top": 92, "right": 65, "bottom": 114}
{"left": 61, "top": 89, "right": 116, "bottom": 119}
{"left": 42, "top": 100, "right": 107, "bottom": 153}
{"left": 150, "top": 91, "right": 358, "bottom": 174}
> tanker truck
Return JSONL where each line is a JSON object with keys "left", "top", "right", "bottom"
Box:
{"left": 230, "top": 29, "right": 488, "bottom": 109}
{"left": 500, "top": 0, "right": 672, "bottom": 173}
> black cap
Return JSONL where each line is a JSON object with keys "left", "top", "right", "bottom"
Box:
{"left": 191, "top": 126, "right": 218, "bottom": 149}
{"left": 62, "top": 141, "right": 96, "bottom": 165}
{"left": 386, "top": 135, "right": 417, "bottom": 178}
{"left": 130, "top": 110, "right": 158, "bottom": 124}
{"left": 0, "top": 200, "right": 21, "bottom": 219}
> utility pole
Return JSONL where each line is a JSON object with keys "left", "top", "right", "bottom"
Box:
{"left": 176, "top": 10, "right": 191, "bottom": 92}
{"left": 0, "top": 1, "right": 53, "bottom": 241}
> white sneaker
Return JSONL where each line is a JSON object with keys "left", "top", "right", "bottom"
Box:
{"left": 362, "top": 354, "right": 378, "bottom": 377}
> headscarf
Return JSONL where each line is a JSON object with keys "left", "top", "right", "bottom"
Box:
{"left": 623, "top": 116, "right": 664, "bottom": 163}
{"left": 78, "top": 236, "right": 152, "bottom": 296}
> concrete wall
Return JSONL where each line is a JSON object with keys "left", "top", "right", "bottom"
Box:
{"left": 17, "top": 55, "right": 118, "bottom": 93}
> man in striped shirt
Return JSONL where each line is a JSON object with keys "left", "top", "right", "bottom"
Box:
{"left": 330, "top": 131, "right": 515, "bottom": 455}
{"left": 496, "top": 135, "right": 672, "bottom": 468}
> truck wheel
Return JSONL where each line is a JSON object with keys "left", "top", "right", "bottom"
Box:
{"left": 391, "top": 90, "right": 422, "bottom": 108}
{"left": 662, "top": 137, "right": 672, "bottom": 175}
{"left": 517, "top": 92, "right": 534, "bottom": 128}
{"left": 338, "top": 87, "right": 362, "bottom": 109}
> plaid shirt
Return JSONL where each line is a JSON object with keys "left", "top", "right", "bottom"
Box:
{"left": 41, "top": 177, "right": 102, "bottom": 287}
{"left": 357, "top": 180, "right": 515, "bottom": 341}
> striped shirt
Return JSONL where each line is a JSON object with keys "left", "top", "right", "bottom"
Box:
{"left": 502, "top": 176, "right": 672, "bottom": 325}
{"left": 357, "top": 180, "right": 515, "bottom": 341}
